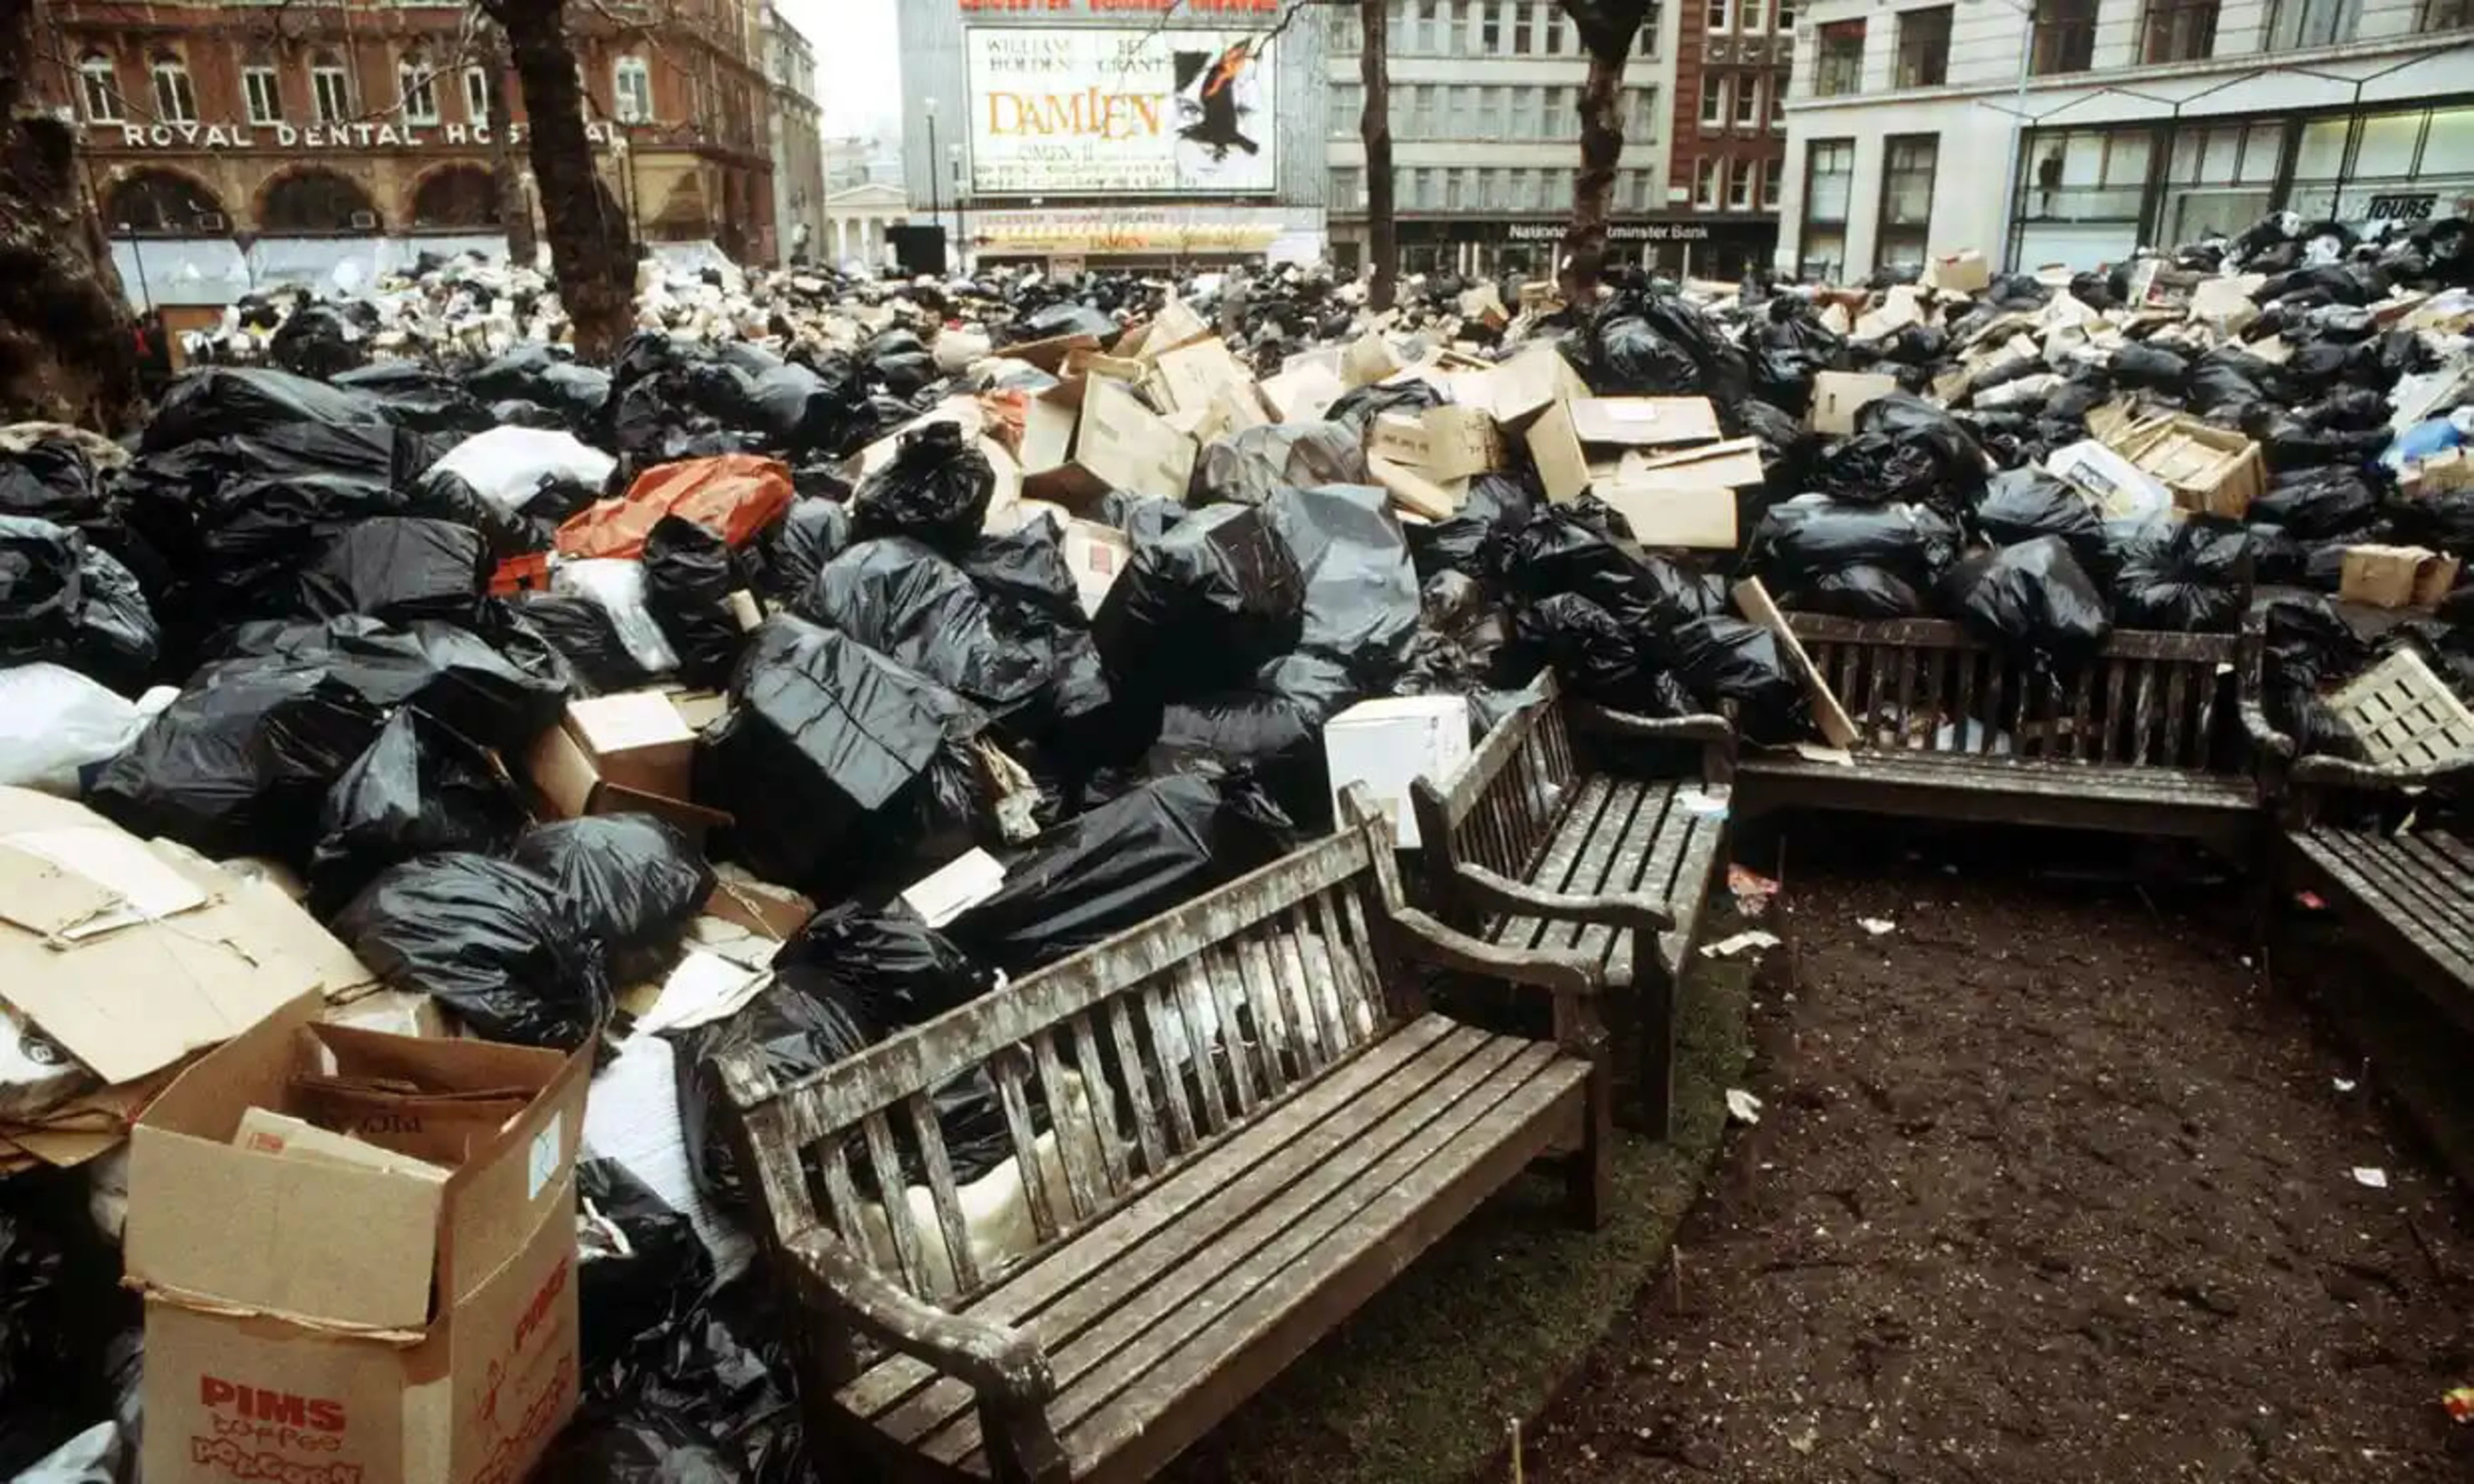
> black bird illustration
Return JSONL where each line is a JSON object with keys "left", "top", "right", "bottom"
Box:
{"left": 1173, "top": 41, "right": 1260, "bottom": 163}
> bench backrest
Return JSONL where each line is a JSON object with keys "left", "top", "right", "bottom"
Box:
{"left": 1412, "top": 671, "right": 1579, "bottom": 887}
{"left": 2325, "top": 649, "right": 2474, "bottom": 772}
{"left": 1786, "top": 614, "right": 2250, "bottom": 769}
{"left": 721, "top": 813, "right": 1406, "bottom": 1306}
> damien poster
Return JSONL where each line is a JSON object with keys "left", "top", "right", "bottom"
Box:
{"left": 967, "top": 28, "right": 1278, "bottom": 196}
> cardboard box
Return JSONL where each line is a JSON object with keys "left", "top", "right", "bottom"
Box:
{"left": 1807, "top": 372, "right": 1901, "bottom": 436}
{"left": 235, "top": 1107, "right": 452, "bottom": 1183}
{"left": 1365, "top": 453, "right": 1466, "bottom": 521}
{"left": 1024, "top": 376, "right": 1198, "bottom": 506}
{"left": 0, "top": 790, "right": 368, "bottom": 1090}
{"left": 1370, "top": 405, "right": 1506, "bottom": 482}
{"left": 1059, "top": 516, "right": 1133, "bottom": 616}
{"left": 899, "top": 848, "right": 1008, "bottom": 929}
{"left": 129, "top": 997, "right": 586, "bottom": 1484}
{"left": 1921, "top": 249, "right": 1991, "bottom": 295}
{"left": 1567, "top": 397, "right": 1722, "bottom": 448}
{"left": 1593, "top": 476, "right": 1738, "bottom": 549}
{"left": 702, "top": 867, "right": 815, "bottom": 942}
{"left": 526, "top": 695, "right": 731, "bottom": 844}
{"left": 2339, "top": 545, "right": 2461, "bottom": 610}
{"left": 1147, "top": 337, "right": 1260, "bottom": 420}
{"left": 1323, "top": 696, "right": 1473, "bottom": 848}
{"left": 1258, "top": 360, "right": 1347, "bottom": 423}
{"left": 1527, "top": 399, "right": 1594, "bottom": 504}
{"left": 2046, "top": 439, "right": 2174, "bottom": 524}
{"left": 1619, "top": 437, "right": 1767, "bottom": 491}
{"left": 2114, "top": 415, "right": 2265, "bottom": 520}
{"left": 1341, "top": 332, "right": 1404, "bottom": 389}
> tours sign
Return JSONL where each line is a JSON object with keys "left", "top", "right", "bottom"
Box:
{"left": 104, "top": 119, "right": 619, "bottom": 151}
{"left": 966, "top": 28, "right": 1276, "bottom": 196}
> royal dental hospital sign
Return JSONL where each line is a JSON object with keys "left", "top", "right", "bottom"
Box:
{"left": 102, "top": 119, "right": 621, "bottom": 151}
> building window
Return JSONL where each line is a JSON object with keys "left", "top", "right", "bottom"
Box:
{"left": 1761, "top": 159, "right": 1781, "bottom": 208}
{"left": 1446, "top": 168, "right": 1466, "bottom": 209}
{"left": 1815, "top": 21, "right": 1865, "bottom": 96}
{"left": 614, "top": 55, "right": 653, "bottom": 123}
{"left": 312, "top": 55, "right": 352, "bottom": 124}
{"left": 1743, "top": 0, "right": 1767, "bottom": 32}
{"left": 1513, "top": 1, "right": 1537, "bottom": 52}
{"left": 410, "top": 164, "right": 501, "bottom": 230}
{"left": 262, "top": 168, "right": 381, "bottom": 234}
{"left": 1414, "top": 0, "right": 1439, "bottom": 52}
{"left": 1701, "top": 74, "right": 1728, "bottom": 126}
{"left": 1725, "top": 158, "right": 1750, "bottom": 207}
{"left": 1330, "top": 167, "right": 1362, "bottom": 208}
{"left": 104, "top": 169, "right": 224, "bottom": 235}
{"left": 2031, "top": 0, "right": 2098, "bottom": 74}
{"left": 1895, "top": 6, "right": 1952, "bottom": 86}
{"left": 2139, "top": 0, "right": 2220, "bottom": 61}
{"left": 397, "top": 53, "right": 439, "bottom": 125}
{"left": 78, "top": 53, "right": 119, "bottom": 123}
{"left": 1543, "top": 6, "right": 1566, "bottom": 50}
{"left": 1448, "top": 0, "right": 1471, "bottom": 50}
{"left": 2417, "top": 0, "right": 2468, "bottom": 25}
{"left": 1415, "top": 82, "right": 1439, "bottom": 134}
{"left": 1878, "top": 132, "right": 1937, "bottom": 265}
{"left": 1640, "top": 11, "right": 1660, "bottom": 52}
{"left": 2263, "top": 0, "right": 2357, "bottom": 46}
{"left": 1707, "top": 0, "right": 1733, "bottom": 30}
{"left": 1778, "top": 0, "right": 1797, "bottom": 26}
{"left": 463, "top": 65, "right": 499, "bottom": 125}
{"left": 1481, "top": 0, "right": 1503, "bottom": 49}
{"left": 1801, "top": 137, "right": 1855, "bottom": 278}
{"left": 1696, "top": 157, "right": 1720, "bottom": 207}
{"left": 1477, "top": 84, "right": 1503, "bottom": 136}
{"left": 1735, "top": 74, "right": 1761, "bottom": 127}
{"left": 243, "top": 65, "right": 282, "bottom": 125}
{"left": 1630, "top": 86, "right": 1660, "bottom": 138}
{"left": 150, "top": 54, "right": 196, "bottom": 124}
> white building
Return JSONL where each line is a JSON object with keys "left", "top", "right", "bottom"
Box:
{"left": 760, "top": 3, "right": 828, "bottom": 267}
{"left": 823, "top": 181, "right": 908, "bottom": 273}
{"left": 1774, "top": 0, "right": 2474, "bottom": 281}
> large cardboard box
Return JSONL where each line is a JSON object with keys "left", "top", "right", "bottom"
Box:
{"left": 129, "top": 997, "right": 588, "bottom": 1484}
{"left": 1024, "top": 376, "right": 1198, "bottom": 507}
{"left": 1323, "top": 696, "right": 1473, "bottom": 848}
{"left": 1566, "top": 397, "right": 1722, "bottom": 448}
{"left": 1807, "top": 371, "right": 1901, "bottom": 436}
{"left": 1370, "top": 404, "right": 1506, "bottom": 482}
{"left": 525, "top": 694, "right": 730, "bottom": 844}
{"left": 2339, "top": 544, "right": 2461, "bottom": 610}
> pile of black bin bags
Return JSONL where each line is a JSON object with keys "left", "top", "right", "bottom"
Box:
{"left": 2, "top": 209, "right": 2471, "bottom": 1481}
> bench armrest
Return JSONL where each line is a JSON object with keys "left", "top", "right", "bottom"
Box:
{"left": 2238, "top": 699, "right": 2294, "bottom": 763}
{"left": 785, "top": 1227, "right": 1057, "bottom": 1406}
{"left": 1572, "top": 705, "right": 1738, "bottom": 783}
{"left": 1455, "top": 862, "right": 1676, "bottom": 934}
{"left": 1386, "top": 904, "right": 1605, "bottom": 996}
{"left": 2291, "top": 753, "right": 2474, "bottom": 794}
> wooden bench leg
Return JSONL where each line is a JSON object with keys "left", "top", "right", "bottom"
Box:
{"left": 1565, "top": 1027, "right": 1614, "bottom": 1232}
{"left": 1633, "top": 966, "right": 1676, "bottom": 1142}
{"left": 983, "top": 1397, "right": 1071, "bottom": 1484}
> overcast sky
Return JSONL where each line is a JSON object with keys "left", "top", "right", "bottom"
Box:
{"left": 779, "top": 0, "right": 903, "bottom": 138}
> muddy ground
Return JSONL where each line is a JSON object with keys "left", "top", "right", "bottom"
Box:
{"left": 1521, "top": 830, "right": 2474, "bottom": 1483}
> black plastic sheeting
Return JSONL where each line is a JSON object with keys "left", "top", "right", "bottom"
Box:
{"left": 695, "top": 615, "right": 987, "bottom": 899}
{"left": 2107, "top": 520, "right": 2252, "bottom": 632}
{"left": 334, "top": 853, "right": 615, "bottom": 1049}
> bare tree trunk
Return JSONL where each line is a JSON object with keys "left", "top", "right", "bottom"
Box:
{"left": 0, "top": 0, "right": 141, "bottom": 428}
{"left": 1559, "top": 1, "right": 1652, "bottom": 304}
{"left": 484, "top": 0, "right": 632, "bottom": 361}
{"left": 481, "top": 23, "right": 539, "bottom": 269}
{"left": 1359, "top": 0, "right": 1397, "bottom": 312}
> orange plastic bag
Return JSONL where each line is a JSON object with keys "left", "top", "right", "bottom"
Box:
{"left": 553, "top": 453, "right": 796, "bottom": 560}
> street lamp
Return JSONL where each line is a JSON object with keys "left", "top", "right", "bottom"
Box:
{"left": 948, "top": 142, "right": 966, "bottom": 272}
{"left": 923, "top": 97, "right": 943, "bottom": 269}
{"left": 1975, "top": 0, "right": 2037, "bottom": 271}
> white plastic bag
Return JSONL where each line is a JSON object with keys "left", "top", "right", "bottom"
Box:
{"left": 553, "top": 558, "right": 681, "bottom": 675}
{"left": 425, "top": 426, "right": 617, "bottom": 511}
{"left": 0, "top": 665, "right": 175, "bottom": 795}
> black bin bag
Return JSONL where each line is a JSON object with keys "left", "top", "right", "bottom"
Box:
{"left": 577, "top": 1158, "right": 713, "bottom": 1389}
{"left": 513, "top": 814, "right": 716, "bottom": 962}
{"left": 1973, "top": 467, "right": 2108, "bottom": 578}
{"left": 511, "top": 592, "right": 657, "bottom": 697}
{"left": 694, "top": 615, "right": 988, "bottom": 899}
{"left": 537, "top": 1409, "right": 741, "bottom": 1484}
{"left": 2107, "top": 520, "right": 2251, "bottom": 632}
{"left": 1745, "top": 496, "right": 1961, "bottom": 590}
{"left": 294, "top": 517, "right": 489, "bottom": 629}
{"left": 642, "top": 515, "right": 746, "bottom": 690}
{"left": 1778, "top": 564, "right": 1927, "bottom": 620}
{"left": 0, "top": 518, "right": 158, "bottom": 695}
{"left": 800, "top": 537, "right": 1055, "bottom": 724}
{"left": 334, "top": 853, "right": 613, "bottom": 1050}
{"left": 1268, "top": 483, "right": 1421, "bottom": 684}
{"left": 773, "top": 901, "right": 994, "bottom": 1031}
{"left": 747, "top": 495, "right": 851, "bottom": 602}
{"left": 216, "top": 614, "right": 568, "bottom": 753}
{"left": 90, "top": 655, "right": 388, "bottom": 861}
{"left": 1093, "top": 503, "right": 1306, "bottom": 699}
{"left": 1660, "top": 616, "right": 1807, "bottom": 744}
{"left": 307, "top": 708, "right": 530, "bottom": 917}
{"left": 142, "top": 366, "right": 390, "bottom": 453}
{"left": 1939, "top": 536, "right": 2113, "bottom": 669}
{"left": 1187, "top": 421, "right": 1368, "bottom": 506}
{"left": 946, "top": 771, "right": 1296, "bottom": 975}
{"left": 1408, "top": 470, "right": 1535, "bottom": 581}
{"left": 850, "top": 421, "right": 994, "bottom": 555}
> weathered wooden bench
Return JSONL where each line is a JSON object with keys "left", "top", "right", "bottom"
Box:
{"left": 1408, "top": 669, "right": 1732, "bottom": 1138}
{"left": 2273, "top": 647, "right": 2474, "bottom": 1032}
{"left": 1733, "top": 613, "right": 2274, "bottom": 851}
{"left": 720, "top": 788, "right": 1613, "bottom": 1484}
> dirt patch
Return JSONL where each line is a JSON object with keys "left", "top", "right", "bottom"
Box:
{"left": 1522, "top": 835, "right": 2474, "bottom": 1483}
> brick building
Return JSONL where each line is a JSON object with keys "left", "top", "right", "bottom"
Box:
{"left": 35, "top": 0, "right": 780, "bottom": 294}
{"left": 1667, "top": 0, "right": 1793, "bottom": 275}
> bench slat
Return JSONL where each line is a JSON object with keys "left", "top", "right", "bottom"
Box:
{"left": 1198, "top": 947, "right": 1261, "bottom": 1120}
{"left": 1143, "top": 984, "right": 1204, "bottom": 1152}
{"left": 1162, "top": 978, "right": 1230, "bottom": 1141}
{"left": 2388, "top": 834, "right": 2474, "bottom": 929}
{"left": 1066, "top": 1013, "right": 1133, "bottom": 1200}
{"left": 1535, "top": 780, "right": 1649, "bottom": 956}
{"left": 1893, "top": 643, "right": 1917, "bottom": 747}
{"left": 993, "top": 1050, "right": 1064, "bottom": 1246}
{"left": 2101, "top": 660, "right": 2131, "bottom": 763}
{"left": 2322, "top": 830, "right": 2474, "bottom": 944}
{"left": 1739, "top": 750, "right": 2254, "bottom": 804}
{"left": 905, "top": 1089, "right": 979, "bottom": 1295}
{"left": 860, "top": 1109, "right": 935, "bottom": 1295}
{"left": 1105, "top": 996, "right": 1169, "bottom": 1179}
{"left": 926, "top": 1041, "right": 1575, "bottom": 1472}
{"left": 1033, "top": 1027, "right": 1108, "bottom": 1225}
{"left": 1569, "top": 784, "right": 1680, "bottom": 968}
{"left": 2163, "top": 665, "right": 2192, "bottom": 767}
{"left": 845, "top": 1016, "right": 1481, "bottom": 1422}
{"left": 1238, "top": 920, "right": 1303, "bottom": 1094}
{"left": 1495, "top": 775, "right": 1615, "bottom": 952}
{"left": 2292, "top": 830, "right": 2474, "bottom": 989}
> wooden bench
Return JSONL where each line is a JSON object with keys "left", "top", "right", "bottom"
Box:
{"left": 720, "top": 787, "right": 1613, "bottom": 1484}
{"left": 2272, "top": 647, "right": 2474, "bottom": 1032}
{"left": 1733, "top": 613, "right": 2274, "bottom": 851}
{"left": 1408, "top": 669, "right": 1733, "bottom": 1139}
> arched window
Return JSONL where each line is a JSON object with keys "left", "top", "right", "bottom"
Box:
{"left": 409, "top": 164, "right": 501, "bottom": 230}
{"left": 613, "top": 55, "right": 651, "bottom": 123}
{"left": 149, "top": 53, "right": 195, "bottom": 124}
{"left": 310, "top": 52, "right": 352, "bottom": 124}
{"left": 260, "top": 169, "right": 380, "bottom": 235}
{"left": 77, "top": 53, "right": 119, "bottom": 123}
{"left": 398, "top": 50, "right": 438, "bottom": 125}
{"left": 103, "top": 170, "right": 226, "bottom": 236}
{"left": 461, "top": 64, "right": 501, "bottom": 125}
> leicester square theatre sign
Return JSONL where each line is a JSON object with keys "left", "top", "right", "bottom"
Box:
{"left": 966, "top": 27, "right": 1278, "bottom": 195}
{"left": 105, "top": 119, "right": 619, "bottom": 150}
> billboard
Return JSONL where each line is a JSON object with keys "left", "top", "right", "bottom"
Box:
{"left": 966, "top": 28, "right": 1277, "bottom": 196}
